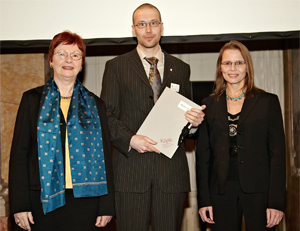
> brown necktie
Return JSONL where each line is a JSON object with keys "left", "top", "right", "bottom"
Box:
{"left": 145, "top": 57, "right": 161, "bottom": 103}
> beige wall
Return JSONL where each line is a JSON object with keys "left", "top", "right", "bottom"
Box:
{"left": 0, "top": 54, "right": 45, "bottom": 230}
{"left": 0, "top": 54, "right": 45, "bottom": 182}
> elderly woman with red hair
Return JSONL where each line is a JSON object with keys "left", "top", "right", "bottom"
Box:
{"left": 9, "top": 31, "right": 115, "bottom": 231}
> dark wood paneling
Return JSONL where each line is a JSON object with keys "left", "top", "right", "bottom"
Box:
{"left": 283, "top": 44, "right": 300, "bottom": 231}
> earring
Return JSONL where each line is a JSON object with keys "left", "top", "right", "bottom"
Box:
{"left": 50, "top": 64, "right": 53, "bottom": 68}
{"left": 80, "top": 67, "right": 82, "bottom": 72}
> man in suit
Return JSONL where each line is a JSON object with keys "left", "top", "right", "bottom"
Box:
{"left": 100, "top": 3, "right": 205, "bottom": 231}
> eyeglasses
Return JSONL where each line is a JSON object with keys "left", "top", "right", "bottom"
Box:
{"left": 55, "top": 50, "right": 82, "bottom": 61}
{"left": 221, "top": 61, "right": 246, "bottom": 67}
{"left": 134, "top": 20, "right": 161, "bottom": 29}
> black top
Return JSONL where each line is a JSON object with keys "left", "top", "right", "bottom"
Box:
{"left": 227, "top": 112, "right": 240, "bottom": 181}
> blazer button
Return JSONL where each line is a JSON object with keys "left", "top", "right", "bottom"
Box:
{"left": 149, "top": 96, "right": 153, "bottom": 99}
{"left": 239, "top": 159, "right": 244, "bottom": 164}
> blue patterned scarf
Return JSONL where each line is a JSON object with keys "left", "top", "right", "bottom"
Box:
{"left": 37, "top": 77, "right": 108, "bottom": 214}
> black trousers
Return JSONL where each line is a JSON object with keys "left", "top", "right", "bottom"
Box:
{"left": 210, "top": 181, "right": 276, "bottom": 231}
{"left": 115, "top": 183, "right": 186, "bottom": 231}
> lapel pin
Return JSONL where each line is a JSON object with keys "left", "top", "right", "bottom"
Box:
{"left": 170, "top": 68, "right": 173, "bottom": 71}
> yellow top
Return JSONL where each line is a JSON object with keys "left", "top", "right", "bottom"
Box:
{"left": 60, "top": 98, "right": 72, "bottom": 189}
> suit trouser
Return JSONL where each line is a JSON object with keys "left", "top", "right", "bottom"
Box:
{"left": 210, "top": 181, "right": 276, "bottom": 231}
{"left": 115, "top": 183, "right": 186, "bottom": 231}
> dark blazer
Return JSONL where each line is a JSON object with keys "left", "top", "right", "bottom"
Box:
{"left": 196, "top": 91, "right": 286, "bottom": 211}
{"left": 101, "top": 49, "right": 191, "bottom": 193}
{"left": 9, "top": 85, "right": 115, "bottom": 216}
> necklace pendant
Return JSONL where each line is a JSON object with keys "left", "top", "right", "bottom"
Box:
{"left": 229, "top": 124, "right": 237, "bottom": 136}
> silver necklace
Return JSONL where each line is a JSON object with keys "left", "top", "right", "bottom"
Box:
{"left": 228, "top": 115, "right": 240, "bottom": 121}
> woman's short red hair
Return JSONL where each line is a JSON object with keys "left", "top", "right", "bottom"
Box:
{"left": 48, "top": 31, "right": 86, "bottom": 65}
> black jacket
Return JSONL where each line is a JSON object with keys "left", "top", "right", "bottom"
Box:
{"left": 196, "top": 91, "right": 286, "bottom": 211}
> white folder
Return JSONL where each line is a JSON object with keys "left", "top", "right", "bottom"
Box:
{"left": 137, "top": 87, "right": 202, "bottom": 158}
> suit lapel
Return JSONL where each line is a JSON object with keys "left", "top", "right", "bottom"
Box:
{"left": 216, "top": 92, "right": 259, "bottom": 128}
{"left": 127, "top": 49, "right": 152, "bottom": 89}
{"left": 161, "top": 52, "right": 174, "bottom": 91}
{"left": 238, "top": 94, "right": 259, "bottom": 125}
{"left": 126, "top": 49, "right": 176, "bottom": 94}
{"left": 217, "top": 93, "right": 229, "bottom": 127}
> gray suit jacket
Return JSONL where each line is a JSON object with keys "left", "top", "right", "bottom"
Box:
{"left": 101, "top": 49, "right": 191, "bottom": 193}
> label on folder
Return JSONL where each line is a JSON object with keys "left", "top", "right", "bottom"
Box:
{"left": 178, "top": 101, "right": 192, "bottom": 112}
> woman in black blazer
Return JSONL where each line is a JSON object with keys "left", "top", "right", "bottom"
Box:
{"left": 196, "top": 40, "right": 286, "bottom": 231}
{"left": 9, "top": 31, "right": 115, "bottom": 231}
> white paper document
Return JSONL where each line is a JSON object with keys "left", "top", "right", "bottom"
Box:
{"left": 137, "top": 87, "right": 202, "bottom": 158}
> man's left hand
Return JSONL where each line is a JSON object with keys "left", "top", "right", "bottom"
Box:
{"left": 185, "top": 106, "right": 206, "bottom": 127}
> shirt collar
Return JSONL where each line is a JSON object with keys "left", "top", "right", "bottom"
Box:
{"left": 136, "top": 46, "right": 164, "bottom": 63}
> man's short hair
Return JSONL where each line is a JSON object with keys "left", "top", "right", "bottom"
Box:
{"left": 132, "top": 3, "right": 162, "bottom": 24}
